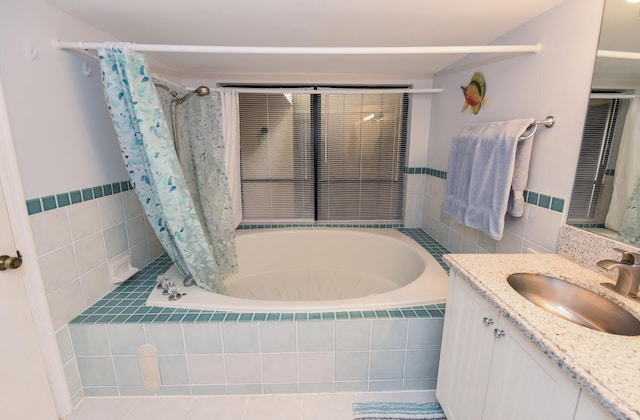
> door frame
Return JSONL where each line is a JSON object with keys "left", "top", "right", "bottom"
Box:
{"left": 0, "top": 76, "right": 72, "bottom": 416}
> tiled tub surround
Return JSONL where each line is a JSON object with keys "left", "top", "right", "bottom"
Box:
{"left": 29, "top": 185, "right": 164, "bottom": 330}
{"left": 68, "top": 229, "right": 447, "bottom": 398}
{"left": 444, "top": 253, "right": 640, "bottom": 419}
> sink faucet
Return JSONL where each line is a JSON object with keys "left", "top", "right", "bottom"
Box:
{"left": 597, "top": 248, "right": 640, "bottom": 299}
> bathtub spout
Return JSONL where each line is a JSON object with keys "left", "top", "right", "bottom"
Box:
{"left": 183, "top": 275, "right": 195, "bottom": 287}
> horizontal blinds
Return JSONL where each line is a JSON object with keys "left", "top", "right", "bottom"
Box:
{"left": 239, "top": 93, "right": 314, "bottom": 221}
{"left": 238, "top": 90, "right": 407, "bottom": 222}
{"left": 317, "top": 93, "right": 407, "bottom": 221}
{"left": 568, "top": 98, "right": 619, "bottom": 221}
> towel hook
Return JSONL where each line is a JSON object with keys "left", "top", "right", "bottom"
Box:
{"left": 520, "top": 115, "right": 556, "bottom": 140}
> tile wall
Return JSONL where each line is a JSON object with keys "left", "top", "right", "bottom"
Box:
{"left": 69, "top": 314, "right": 444, "bottom": 397}
{"left": 421, "top": 170, "right": 567, "bottom": 254}
{"left": 27, "top": 182, "right": 165, "bottom": 406}
{"left": 28, "top": 182, "right": 165, "bottom": 329}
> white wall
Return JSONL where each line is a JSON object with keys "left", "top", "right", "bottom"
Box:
{"left": 423, "top": 0, "right": 605, "bottom": 253}
{"left": 0, "top": 0, "right": 127, "bottom": 198}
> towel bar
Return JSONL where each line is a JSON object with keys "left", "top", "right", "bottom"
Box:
{"left": 520, "top": 116, "right": 555, "bottom": 140}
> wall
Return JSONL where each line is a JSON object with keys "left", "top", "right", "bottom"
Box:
{"left": 422, "top": 0, "right": 605, "bottom": 253}
{"left": 0, "top": 0, "right": 170, "bottom": 407}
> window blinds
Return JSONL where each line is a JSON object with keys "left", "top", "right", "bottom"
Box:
{"left": 238, "top": 90, "right": 408, "bottom": 223}
{"left": 568, "top": 98, "right": 619, "bottom": 222}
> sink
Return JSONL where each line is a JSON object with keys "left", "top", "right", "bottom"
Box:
{"left": 507, "top": 273, "right": 640, "bottom": 336}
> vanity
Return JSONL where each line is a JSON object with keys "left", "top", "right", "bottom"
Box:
{"left": 436, "top": 248, "right": 640, "bottom": 419}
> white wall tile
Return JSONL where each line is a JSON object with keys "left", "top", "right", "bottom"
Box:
{"left": 122, "top": 191, "right": 144, "bottom": 220}
{"left": 30, "top": 208, "right": 71, "bottom": 255}
{"left": 79, "top": 264, "right": 113, "bottom": 307}
{"left": 103, "top": 223, "right": 128, "bottom": 259}
{"left": 225, "top": 354, "right": 262, "bottom": 384}
{"left": 68, "top": 201, "right": 101, "bottom": 241}
{"left": 39, "top": 245, "right": 78, "bottom": 294}
{"left": 129, "top": 241, "right": 151, "bottom": 270}
{"left": 298, "top": 352, "right": 333, "bottom": 383}
{"left": 74, "top": 232, "right": 107, "bottom": 275}
{"left": 496, "top": 229, "right": 524, "bottom": 253}
{"left": 524, "top": 206, "right": 563, "bottom": 250}
{"left": 187, "top": 355, "right": 226, "bottom": 385}
{"left": 261, "top": 353, "right": 297, "bottom": 384}
{"left": 55, "top": 326, "right": 75, "bottom": 364}
{"left": 97, "top": 195, "right": 124, "bottom": 229}
{"left": 126, "top": 215, "right": 147, "bottom": 247}
{"left": 47, "top": 280, "right": 86, "bottom": 329}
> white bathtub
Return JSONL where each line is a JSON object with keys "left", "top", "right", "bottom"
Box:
{"left": 146, "top": 228, "right": 448, "bottom": 313}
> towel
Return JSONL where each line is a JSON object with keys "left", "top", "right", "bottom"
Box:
{"left": 352, "top": 401, "right": 446, "bottom": 420}
{"left": 443, "top": 118, "right": 535, "bottom": 240}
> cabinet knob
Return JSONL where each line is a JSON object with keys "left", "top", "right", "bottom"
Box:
{"left": 493, "top": 328, "right": 506, "bottom": 339}
{"left": 482, "top": 317, "right": 494, "bottom": 326}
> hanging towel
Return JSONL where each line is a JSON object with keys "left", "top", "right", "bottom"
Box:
{"left": 444, "top": 118, "right": 535, "bottom": 240}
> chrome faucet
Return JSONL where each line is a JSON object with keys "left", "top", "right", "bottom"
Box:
{"left": 597, "top": 248, "right": 640, "bottom": 300}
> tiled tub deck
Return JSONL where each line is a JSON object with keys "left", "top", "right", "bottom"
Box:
{"left": 68, "top": 229, "right": 448, "bottom": 397}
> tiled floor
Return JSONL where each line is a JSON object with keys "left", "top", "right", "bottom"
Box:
{"left": 68, "top": 390, "right": 437, "bottom": 420}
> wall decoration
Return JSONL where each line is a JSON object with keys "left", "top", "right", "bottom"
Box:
{"left": 461, "top": 72, "right": 486, "bottom": 114}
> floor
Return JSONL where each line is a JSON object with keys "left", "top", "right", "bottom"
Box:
{"left": 68, "top": 390, "right": 437, "bottom": 420}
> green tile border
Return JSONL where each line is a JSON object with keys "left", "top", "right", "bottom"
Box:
{"left": 26, "top": 180, "right": 132, "bottom": 215}
{"left": 405, "top": 167, "right": 447, "bottom": 179}
{"left": 406, "top": 167, "right": 565, "bottom": 214}
{"left": 569, "top": 223, "right": 606, "bottom": 229}
{"left": 238, "top": 223, "right": 404, "bottom": 230}
{"left": 70, "top": 228, "right": 449, "bottom": 325}
{"left": 523, "top": 189, "right": 565, "bottom": 213}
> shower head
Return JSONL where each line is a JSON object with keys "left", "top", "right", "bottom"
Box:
{"left": 175, "top": 85, "right": 211, "bottom": 104}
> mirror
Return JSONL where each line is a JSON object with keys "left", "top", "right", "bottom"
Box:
{"left": 568, "top": 0, "right": 640, "bottom": 246}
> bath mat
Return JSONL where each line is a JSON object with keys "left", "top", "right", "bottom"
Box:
{"left": 352, "top": 401, "right": 446, "bottom": 420}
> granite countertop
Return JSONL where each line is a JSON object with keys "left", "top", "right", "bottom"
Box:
{"left": 443, "top": 253, "right": 640, "bottom": 420}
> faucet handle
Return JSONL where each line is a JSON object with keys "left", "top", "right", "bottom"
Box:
{"left": 613, "top": 248, "right": 640, "bottom": 265}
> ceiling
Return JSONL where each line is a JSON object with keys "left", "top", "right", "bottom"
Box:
{"left": 593, "top": 0, "right": 640, "bottom": 87}
{"left": 44, "top": 0, "right": 567, "bottom": 79}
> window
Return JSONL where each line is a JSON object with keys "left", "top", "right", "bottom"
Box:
{"left": 568, "top": 98, "right": 620, "bottom": 223}
{"left": 238, "top": 89, "right": 408, "bottom": 223}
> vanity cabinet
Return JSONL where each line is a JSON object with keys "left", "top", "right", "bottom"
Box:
{"left": 436, "top": 271, "right": 586, "bottom": 420}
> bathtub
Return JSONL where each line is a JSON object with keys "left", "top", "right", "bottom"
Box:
{"left": 146, "top": 228, "right": 448, "bottom": 313}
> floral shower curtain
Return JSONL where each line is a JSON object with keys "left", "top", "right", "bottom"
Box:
{"left": 97, "top": 43, "right": 236, "bottom": 293}
{"left": 620, "top": 176, "right": 640, "bottom": 246}
{"left": 156, "top": 84, "right": 238, "bottom": 280}
{"left": 606, "top": 98, "right": 640, "bottom": 232}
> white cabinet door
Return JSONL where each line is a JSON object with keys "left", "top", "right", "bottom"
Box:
{"left": 437, "top": 272, "right": 583, "bottom": 420}
{"left": 482, "top": 317, "right": 580, "bottom": 420}
{"left": 574, "top": 390, "right": 615, "bottom": 420}
{"left": 436, "top": 273, "right": 498, "bottom": 420}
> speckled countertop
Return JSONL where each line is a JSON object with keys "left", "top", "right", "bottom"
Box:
{"left": 443, "top": 253, "right": 640, "bottom": 420}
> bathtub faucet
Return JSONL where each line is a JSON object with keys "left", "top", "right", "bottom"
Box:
{"left": 183, "top": 274, "right": 195, "bottom": 287}
{"left": 597, "top": 248, "right": 640, "bottom": 300}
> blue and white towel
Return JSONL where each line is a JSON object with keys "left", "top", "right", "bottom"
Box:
{"left": 352, "top": 401, "right": 446, "bottom": 420}
{"left": 443, "top": 118, "right": 535, "bottom": 240}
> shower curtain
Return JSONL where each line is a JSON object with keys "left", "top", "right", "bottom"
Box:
{"left": 97, "top": 43, "right": 236, "bottom": 293}
{"left": 619, "top": 176, "right": 640, "bottom": 246}
{"left": 156, "top": 84, "right": 239, "bottom": 278}
{"left": 220, "top": 90, "right": 243, "bottom": 227}
{"left": 605, "top": 98, "right": 640, "bottom": 232}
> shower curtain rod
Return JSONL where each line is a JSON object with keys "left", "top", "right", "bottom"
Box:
{"left": 53, "top": 39, "right": 541, "bottom": 56}
{"left": 219, "top": 87, "right": 442, "bottom": 94}
{"left": 597, "top": 50, "right": 640, "bottom": 61}
{"left": 590, "top": 93, "right": 640, "bottom": 99}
